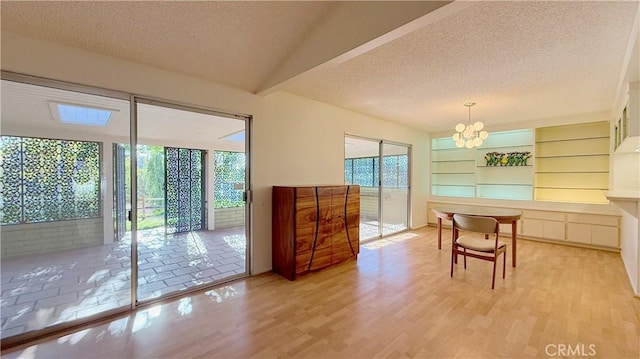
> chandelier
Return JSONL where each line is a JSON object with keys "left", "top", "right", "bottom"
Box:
{"left": 452, "top": 102, "right": 489, "bottom": 148}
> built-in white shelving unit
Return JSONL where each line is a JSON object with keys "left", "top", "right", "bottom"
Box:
{"left": 431, "top": 122, "right": 610, "bottom": 205}
{"left": 431, "top": 138, "right": 475, "bottom": 197}
{"left": 431, "top": 129, "right": 534, "bottom": 201}
{"left": 534, "top": 122, "right": 610, "bottom": 204}
{"left": 475, "top": 129, "right": 534, "bottom": 200}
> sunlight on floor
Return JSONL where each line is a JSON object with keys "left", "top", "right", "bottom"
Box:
{"left": 1, "top": 227, "right": 246, "bottom": 339}
{"left": 222, "top": 234, "right": 246, "bottom": 254}
{"left": 204, "top": 285, "right": 239, "bottom": 303}
{"left": 362, "top": 232, "right": 419, "bottom": 250}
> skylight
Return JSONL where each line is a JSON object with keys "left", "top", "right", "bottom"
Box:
{"left": 220, "top": 130, "right": 245, "bottom": 142}
{"left": 56, "top": 103, "right": 112, "bottom": 126}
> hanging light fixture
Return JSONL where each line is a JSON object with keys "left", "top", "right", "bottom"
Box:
{"left": 452, "top": 102, "right": 488, "bottom": 148}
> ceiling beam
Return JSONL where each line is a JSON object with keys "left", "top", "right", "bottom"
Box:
{"left": 256, "top": 1, "right": 474, "bottom": 96}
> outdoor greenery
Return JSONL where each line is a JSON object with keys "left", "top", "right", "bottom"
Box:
{"left": 140, "top": 145, "right": 165, "bottom": 200}
{"left": 126, "top": 216, "right": 165, "bottom": 231}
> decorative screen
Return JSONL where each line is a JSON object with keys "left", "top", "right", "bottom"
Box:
{"left": 345, "top": 155, "right": 406, "bottom": 188}
{"left": 1, "top": 136, "right": 100, "bottom": 225}
{"left": 214, "top": 151, "right": 246, "bottom": 208}
{"left": 165, "top": 147, "right": 205, "bottom": 234}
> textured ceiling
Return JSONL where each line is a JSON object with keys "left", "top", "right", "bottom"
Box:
{"left": 282, "top": 1, "right": 639, "bottom": 131}
{"left": 1, "top": 1, "right": 639, "bottom": 132}
{"left": 0, "top": 1, "right": 330, "bottom": 93}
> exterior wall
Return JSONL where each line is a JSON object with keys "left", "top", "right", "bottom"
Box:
{"left": 360, "top": 187, "right": 408, "bottom": 224}
{"left": 382, "top": 187, "right": 409, "bottom": 224}
{"left": 214, "top": 207, "right": 245, "bottom": 229}
{"left": 360, "top": 187, "right": 378, "bottom": 220}
{"left": 1, "top": 218, "right": 104, "bottom": 258}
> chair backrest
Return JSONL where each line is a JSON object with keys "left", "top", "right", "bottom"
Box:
{"left": 452, "top": 214, "right": 499, "bottom": 234}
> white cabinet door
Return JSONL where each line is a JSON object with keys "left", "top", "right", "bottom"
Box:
{"left": 590, "top": 226, "right": 618, "bottom": 247}
{"left": 523, "top": 219, "right": 545, "bottom": 238}
{"left": 543, "top": 221, "right": 565, "bottom": 240}
{"left": 567, "top": 223, "right": 591, "bottom": 244}
{"left": 523, "top": 219, "right": 565, "bottom": 240}
{"left": 567, "top": 223, "right": 618, "bottom": 248}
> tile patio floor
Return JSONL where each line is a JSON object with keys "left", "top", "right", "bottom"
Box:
{"left": 1, "top": 226, "right": 246, "bottom": 339}
{"left": 360, "top": 218, "right": 407, "bottom": 240}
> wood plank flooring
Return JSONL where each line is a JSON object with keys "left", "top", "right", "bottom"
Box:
{"left": 2, "top": 226, "right": 639, "bottom": 358}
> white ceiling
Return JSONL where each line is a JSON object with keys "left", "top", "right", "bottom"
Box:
{"left": 0, "top": 80, "right": 246, "bottom": 151}
{"left": 1, "top": 1, "right": 639, "bottom": 133}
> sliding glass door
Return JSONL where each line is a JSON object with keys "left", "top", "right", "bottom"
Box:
{"left": 1, "top": 78, "right": 132, "bottom": 341}
{"left": 1, "top": 74, "right": 252, "bottom": 345}
{"left": 381, "top": 143, "right": 409, "bottom": 235}
{"left": 134, "top": 99, "right": 250, "bottom": 302}
{"left": 345, "top": 136, "right": 410, "bottom": 240}
{"left": 345, "top": 137, "right": 381, "bottom": 239}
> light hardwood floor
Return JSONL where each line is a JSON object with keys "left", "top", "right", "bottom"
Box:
{"left": 2, "top": 226, "right": 639, "bottom": 358}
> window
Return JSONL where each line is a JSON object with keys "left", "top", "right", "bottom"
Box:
{"left": 345, "top": 155, "right": 407, "bottom": 188}
{"left": 1, "top": 136, "right": 101, "bottom": 225}
{"left": 213, "top": 151, "right": 245, "bottom": 208}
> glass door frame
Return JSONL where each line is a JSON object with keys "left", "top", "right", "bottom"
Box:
{"left": 0, "top": 71, "right": 134, "bottom": 349}
{"left": 131, "top": 96, "right": 252, "bottom": 306}
{"left": 344, "top": 134, "right": 412, "bottom": 241}
{"left": 379, "top": 140, "right": 412, "bottom": 236}
{"left": 0, "top": 71, "right": 253, "bottom": 349}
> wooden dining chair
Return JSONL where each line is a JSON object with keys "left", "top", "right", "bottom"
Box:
{"left": 450, "top": 214, "right": 507, "bottom": 289}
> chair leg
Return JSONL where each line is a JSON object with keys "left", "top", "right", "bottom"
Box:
{"left": 463, "top": 248, "right": 467, "bottom": 269}
{"left": 454, "top": 243, "right": 458, "bottom": 264}
{"left": 491, "top": 257, "right": 497, "bottom": 290}
{"left": 450, "top": 244, "right": 455, "bottom": 277}
{"left": 502, "top": 248, "right": 506, "bottom": 279}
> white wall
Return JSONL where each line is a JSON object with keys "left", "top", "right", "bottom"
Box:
{"left": 617, "top": 202, "right": 640, "bottom": 294}
{"left": 608, "top": 8, "right": 640, "bottom": 294}
{"left": 0, "top": 32, "right": 430, "bottom": 274}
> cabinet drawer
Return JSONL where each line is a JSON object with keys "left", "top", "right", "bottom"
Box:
{"left": 523, "top": 219, "right": 564, "bottom": 240}
{"left": 567, "top": 223, "right": 591, "bottom": 244}
{"left": 567, "top": 223, "right": 619, "bottom": 247}
{"left": 567, "top": 213, "right": 618, "bottom": 226}
{"left": 522, "top": 210, "right": 564, "bottom": 221}
{"left": 591, "top": 226, "right": 618, "bottom": 247}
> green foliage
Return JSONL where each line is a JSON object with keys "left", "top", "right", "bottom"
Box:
{"left": 485, "top": 151, "right": 531, "bottom": 166}
{"left": 126, "top": 216, "right": 165, "bottom": 231}
{"left": 143, "top": 145, "right": 165, "bottom": 199}
{"left": 152, "top": 208, "right": 164, "bottom": 216}
{"left": 214, "top": 151, "right": 246, "bottom": 208}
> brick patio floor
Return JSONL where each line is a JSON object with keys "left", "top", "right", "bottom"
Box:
{"left": 0, "top": 226, "right": 246, "bottom": 339}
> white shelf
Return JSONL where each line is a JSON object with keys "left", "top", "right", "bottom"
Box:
{"left": 605, "top": 190, "right": 640, "bottom": 202}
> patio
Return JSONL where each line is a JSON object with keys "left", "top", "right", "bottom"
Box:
{"left": 0, "top": 226, "right": 246, "bottom": 339}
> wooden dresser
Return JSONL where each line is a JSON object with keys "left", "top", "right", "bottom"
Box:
{"left": 272, "top": 185, "right": 360, "bottom": 280}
